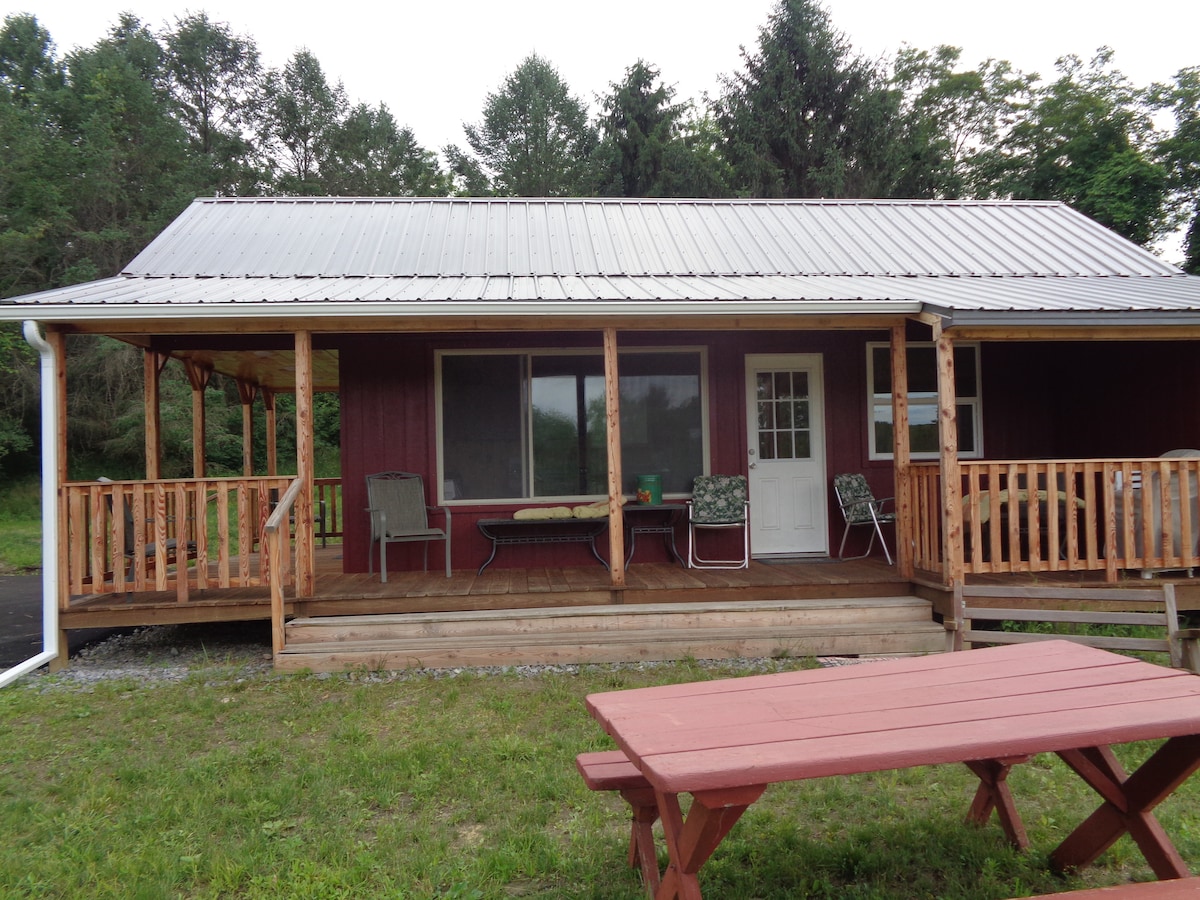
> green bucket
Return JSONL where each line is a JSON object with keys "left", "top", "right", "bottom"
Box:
{"left": 636, "top": 474, "right": 662, "bottom": 505}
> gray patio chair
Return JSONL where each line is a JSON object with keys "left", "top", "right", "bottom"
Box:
{"left": 366, "top": 471, "right": 451, "bottom": 581}
{"left": 833, "top": 473, "right": 894, "bottom": 565}
{"left": 686, "top": 475, "right": 750, "bottom": 569}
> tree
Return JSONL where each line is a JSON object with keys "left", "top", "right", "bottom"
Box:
{"left": 1153, "top": 67, "right": 1200, "bottom": 272}
{"left": 323, "top": 103, "right": 448, "bottom": 196}
{"left": 595, "top": 61, "right": 689, "bottom": 196}
{"left": 455, "top": 54, "right": 596, "bottom": 196}
{"left": 890, "top": 45, "right": 1035, "bottom": 199}
{"left": 993, "top": 49, "right": 1166, "bottom": 245}
{"left": 0, "top": 13, "right": 64, "bottom": 105}
{"left": 260, "top": 49, "right": 347, "bottom": 193}
{"left": 713, "top": 0, "right": 903, "bottom": 198}
{"left": 55, "top": 15, "right": 198, "bottom": 277}
{"left": 0, "top": 16, "right": 74, "bottom": 296}
{"left": 162, "top": 12, "right": 263, "bottom": 194}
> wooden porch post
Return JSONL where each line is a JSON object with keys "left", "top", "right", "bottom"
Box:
{"left": 143, "top": 350, "right": 168, "bottom": 480}
{"left": 933, "top": 320, "right": 964, "bottom": 586}
{"left": 294, "top": 331, "right": 315, "bottom": 597}
{"left": 603, "top": 328, "right": 627, "bottom": 585}
{"left": 263, "top": 389, "right": 278, "bottom": 477}
{"left": 184, "top": 360, "right": 211, "bottom": 478}
{"left": 890, "top": 325, "right": 914, "bottom": 579}
{"left": 237, "top": 381, "right": 257, "bottom": 477}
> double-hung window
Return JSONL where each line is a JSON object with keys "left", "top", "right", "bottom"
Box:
{"left": 867, "top": 343, "right": 982, "bottom": 460}
{"left": 438, "top": 349, "right": 707, "bottom": 502}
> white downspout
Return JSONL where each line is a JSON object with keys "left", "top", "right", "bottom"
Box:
{"left": 0, "top": 321, "right": 60, "bottom": 685}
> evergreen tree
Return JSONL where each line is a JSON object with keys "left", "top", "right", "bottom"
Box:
{"left": 713, "top": 0, "right": 903, "bottom": 198}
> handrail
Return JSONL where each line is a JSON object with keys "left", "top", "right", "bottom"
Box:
{"left": 265, "top": 477, "right": 303, "bottom": 655}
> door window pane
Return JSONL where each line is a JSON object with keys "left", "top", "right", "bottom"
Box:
{"left": 755, "top": 369, "right": 812, "bottom": 461}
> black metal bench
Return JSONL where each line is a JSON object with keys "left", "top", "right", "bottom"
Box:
{"left": 475, "top": 517, "right": 609, "bottom": 574}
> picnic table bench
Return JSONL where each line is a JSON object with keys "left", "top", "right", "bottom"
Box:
{"left": 584, "top": 641, "right": 1200, "bottom": 899}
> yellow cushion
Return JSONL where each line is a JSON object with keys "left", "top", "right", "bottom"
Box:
{"left": 513, "top": 506, "right": 573, "bottom": 520}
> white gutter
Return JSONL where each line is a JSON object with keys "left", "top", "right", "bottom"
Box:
{"left": 0, "top": 322, "right": 60, "bottom": 686}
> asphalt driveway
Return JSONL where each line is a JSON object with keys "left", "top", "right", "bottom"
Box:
{"left": 0, "top": 574, "right": 120, "bottom": 668}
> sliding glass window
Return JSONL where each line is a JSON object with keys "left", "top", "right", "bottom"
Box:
{"left": 439, "top": 350, "right": 706, "bottom": 502}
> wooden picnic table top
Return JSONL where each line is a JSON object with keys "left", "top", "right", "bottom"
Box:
{"left": 587, "top": 641, "right": 1200, "bottom": 796}
{"left": 586, "top": 642, "right": 1200, "bottom": 898}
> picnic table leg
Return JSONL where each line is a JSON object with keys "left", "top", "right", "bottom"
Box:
{"left": 1052, "top": 736, "right": 1200, "bottom": 879}
{"left": 653, "top": 786, "right": 765, "bottom": 900}
{"left": 964, "top": 757, "right": 1031, "bottom": 849}
{"left": 619, "top": 786, "right": 662, "bottom": 895}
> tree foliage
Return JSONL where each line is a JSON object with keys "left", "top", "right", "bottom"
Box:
{"left": 988, "top": 49, "right": 1167, "bottom": 245}
{"left": 456, "top": 54, "right": 596, "bottom": 196}
{"left": 713, "top": 0, "right": 904, "bottom": 198}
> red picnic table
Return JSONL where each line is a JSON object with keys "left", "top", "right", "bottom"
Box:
{"left": 585, "top": 640, "right": 1200, "bottom": 900}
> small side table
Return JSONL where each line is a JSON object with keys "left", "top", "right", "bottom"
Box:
{"left": 622, "top": 503, "right": 686, "bottom": 569}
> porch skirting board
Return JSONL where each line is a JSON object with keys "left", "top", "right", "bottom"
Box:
{"left": 274, "top": 596, "right": 945, "bottom": 673}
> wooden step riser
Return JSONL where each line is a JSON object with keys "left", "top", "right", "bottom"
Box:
{"left": 275, "top": 629, "right": 946, "bottom": 673}
{"left": 285, "top": 597, "right": 934, "bottom": 645}
{"left": 286, "top": 605, "right": 932, "bottom": 644}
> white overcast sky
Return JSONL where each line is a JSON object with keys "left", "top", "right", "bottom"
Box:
{"left": 15, "top": 0, "right": 1199, "bottom": 154}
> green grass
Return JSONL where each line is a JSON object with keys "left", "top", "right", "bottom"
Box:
{"left": 2, "top": 661, "right": 1197, "bottom": 899}
{"left": 0, "top": 477, "right": 41, "bottom": 572}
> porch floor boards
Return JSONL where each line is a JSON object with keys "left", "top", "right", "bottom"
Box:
{"left": 59, "top": 550, "right": 907, "bottom": 629}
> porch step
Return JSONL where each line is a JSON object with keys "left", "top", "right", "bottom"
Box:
{"left": 276, "top": 596, "right": 946, "bottom": 672}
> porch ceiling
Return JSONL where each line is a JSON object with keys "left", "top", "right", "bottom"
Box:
{"left": 172, "top": 347, "right": 340, "bottom": 392}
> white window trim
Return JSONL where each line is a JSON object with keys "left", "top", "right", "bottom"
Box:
{"left": 435, "top": 346, "right": 710, "bottom": 505}
{"left": 866, "top": 341, "right": 983, "bottom": 461}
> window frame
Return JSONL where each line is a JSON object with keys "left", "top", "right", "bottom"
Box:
{"left": 865, "top": 341, "right": 983, "bottom": 461}
{"left": 435, "top": 346, "right": 710, "bottom": 505}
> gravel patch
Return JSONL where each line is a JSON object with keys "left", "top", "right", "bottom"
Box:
{"left": 16, "top": 621, "right": 886, "bottom": 691}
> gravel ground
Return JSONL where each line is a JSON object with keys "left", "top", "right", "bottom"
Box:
{"left": 13, "top": 620, "right": 865, "bottom": 691}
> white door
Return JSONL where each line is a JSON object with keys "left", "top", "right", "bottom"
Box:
{"left": 745, "top": 354, "right": 828, "bottom": 556}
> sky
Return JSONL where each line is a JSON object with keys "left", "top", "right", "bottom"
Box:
{"left": 13, "top": 0, "right": 1199, "bottom": 155}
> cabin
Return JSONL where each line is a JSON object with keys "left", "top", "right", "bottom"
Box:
{"left": 4, "top": 196, "right": 1200, "bottom": 679}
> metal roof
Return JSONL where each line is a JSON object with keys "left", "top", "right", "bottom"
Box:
{"left": 3, "top": 197, "right": 1199, "bottom": 323}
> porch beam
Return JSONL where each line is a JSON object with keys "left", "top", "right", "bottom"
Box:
{"left": 890, "top": 325, "right": 913, "bottom": 579}
{"left": 295, "top": 330, "right": 316, "bottom": 597}
{"left": 184, "top": 359, "right": 212, "bottom": 478}
{"left": 143, "top": 350, "right": 168, "bottom": 480}
{"left": 603, "top": 328, "right": 627, "bottom": 585}
{"left": 934, "top": 320, "right": 964, "bottom": 586}
{"left": 237, "top": 380, "right": 257, "bottom": 477}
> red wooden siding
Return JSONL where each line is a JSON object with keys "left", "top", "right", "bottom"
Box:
{"left": 336, "top": 330, "right": 893, "bottom": 574}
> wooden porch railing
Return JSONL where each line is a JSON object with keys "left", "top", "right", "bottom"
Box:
{"left": 906, "top": 459, "right": 1200, "bottom": 583}
{"left": 62, "top": 476, "right": 342, "bottom": 604}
